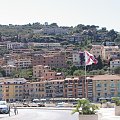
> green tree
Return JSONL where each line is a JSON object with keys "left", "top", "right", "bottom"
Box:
{"left": 114, "top": 67, "right": 120, "bottom": 74}
{"left": 0, "top": 68, "right": 6, "bottom": 77}
{"left": 73, "top": 70, "right": 85, "bottom": 76}
{"left": 97, "top": 55, "right": 103, "bottom": 69}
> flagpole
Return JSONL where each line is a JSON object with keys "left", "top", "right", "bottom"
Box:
{"left": 85, "top": 57, "right": 87, "bottom": 98}
{"left": 84, "top": 51, "right": 98, "bottom": 99}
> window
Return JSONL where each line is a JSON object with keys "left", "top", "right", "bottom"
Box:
{"left": 69, "top": 89, "right": 73, "bottom": 91}
{"left": 98, "top": 93, "right": 100, "bottom": 96}
{"left": 19, "top": 90, "right": 22, "bottom": 92}
{"left": 104, "top": 88, "right": 107, "bottom": 90}
{"left": 96, "top": 84, "right": 101, "bottom": 87}
{"left": 15, "top": 90, "right": 18, "bottom": 92}
{"left": 104, "top": 84, "right": 107, "bottom": 87}
{"left": 6, "top": 90, "right": 9, "bottom": 92}
{"left": 64, "top": 80, "right": 68, "bottom": 83}
{"left": 110, "top": 83, "right": 115, "bottom": 87}
{"left": 105, "top": 93, "right": 107, "bottom": 96}
{"left": 74, "top": 80, "right": 77, "bottom": 83}
{"left": 15, "top": 86, "right": 18, "bottom": 88}
{"left": 111, "top": 92, "right": 114, "bottom": 97}
{"left": 69, "top": 80, "right": 73, "bottom": 83}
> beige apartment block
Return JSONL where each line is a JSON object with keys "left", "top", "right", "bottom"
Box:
{"left": 101, "top": 46, "right": 119, "bottom": 60}
{"left": 90, "top": 45, "right": 103, "bottom": 58}
{"left": 44, "top": 79, "right": 64, "bottom": 98}
{"left": 0, "top": 58, "right": 5, "bottom": 66}
{"left": 23, "top": 82, "right": 45, "bottom": 100}
{"left": 91, "top": 75, "right": 120, "bottom": 102}
{"left": 33, "top": 65, "right": 64, "bottom": 81}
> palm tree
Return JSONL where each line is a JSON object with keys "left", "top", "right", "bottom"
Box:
{"left": 72, "top": 98, "right": 99, "bottom": 115}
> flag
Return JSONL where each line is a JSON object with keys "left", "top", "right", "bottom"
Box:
{"left": 85, "top": 51, "right": 98, "bottom": 65}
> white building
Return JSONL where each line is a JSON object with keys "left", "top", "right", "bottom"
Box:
{"left": 8, "top": 59, "right": 31, "bottom": 69}
{"left": 7, "top": 42, "right": 24, "bottom": 50}
{"left": 2, "top": 65, "right": 17, "bottom": 76}
{"left": 110, "top": 59, "right": 120, "bottom": 69}
{"left": 73, "top": 51, "right": 85, "bottom": 66}
{"left": 31, "top": 43, "right": 61, "bottom": 48}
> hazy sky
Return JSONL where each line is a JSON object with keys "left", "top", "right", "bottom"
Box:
{"left": 0, "top": 0, "right": 120, "bottom": 31}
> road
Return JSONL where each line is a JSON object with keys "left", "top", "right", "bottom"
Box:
{"left": 0, "top": 108, "right": 120, "bottom": 120}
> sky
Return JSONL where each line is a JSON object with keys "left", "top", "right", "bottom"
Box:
{"left": 0, "top": 0, "right": 120, "bottom": 31}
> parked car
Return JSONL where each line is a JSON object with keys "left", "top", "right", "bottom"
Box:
{"left": 0, "top": 101, "right": 10, "bottom": 114}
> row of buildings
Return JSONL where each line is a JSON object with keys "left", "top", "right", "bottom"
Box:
{"left": 0, "top": 44, "right": 119, "bottom": 76}
{"left": 0, "top": 74, "right": 120, "bottom": 102}
{"left": 73, "top": 44, "right": 120, "bottom": 69}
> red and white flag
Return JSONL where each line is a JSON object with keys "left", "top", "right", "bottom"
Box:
{"left": 85, "top": 51, "right": 98, "bottom": 65}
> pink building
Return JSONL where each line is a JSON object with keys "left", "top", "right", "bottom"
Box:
{"left": 33, "top": 65, "right": 64, "bottom": 81}
{"left": 32, "top": 52, "right": 66, "bottom": 68}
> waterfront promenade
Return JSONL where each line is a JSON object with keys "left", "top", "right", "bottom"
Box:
{"left": 0, "top": 107, "right": 120, "bottom": 120}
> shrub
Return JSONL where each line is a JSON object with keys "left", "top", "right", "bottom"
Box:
{"left": 72, "top": 98, "right": 99, "bottom": 115}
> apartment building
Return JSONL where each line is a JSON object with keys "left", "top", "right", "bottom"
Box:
{"left": 65, "top": 33, "right": 84, "bottom": 43}
{"left": 1, "top": 78, "right": 26, "bottom": 102}
{"left": 33, "top": 65, "right": 64, "bottom": 80}
{"left": 7, "top": 42, "right": 24, "bottom": 50}
{"left": 11, "top": 49, "right": 33, "bottom": 54}
{"left": 110, "top": 59, "right": 120, "bottom": 69}
{"left": 73, "top": 51, "right": 85, "bottom": 66}
{"left": 91, "top": 75, "right": 120, "bottom": 102}
{"left": 1, "top": 65, "right": 17, "bottom": 76}
{"left": 30, "top": 42, "right": 61, "bottom": 48}
{"left": 40, "top": 27, "right": 69, "bottom": 35}
{"left": 101, "top": 46, "right": 119, "bottom": 60}
{"left": 23, "top": 77, "right": 93, "bottom": 100}
{"left": 45, "top": 79, "right": 64, "bottom": 98}
{"left": 32, "top": 52, "right": 66, "bottom": 68}
{"left": 0, "top": 44, "right": 7, "bottom": 49}
{"left": 0, "top": 82, "right": 3, "bottom": 100}
{"left": 64, "top": 77, "right": 93, "bottom": 100}
{"left": 23, "top": 81, "right": 45, "bottom": 100}
{"left": 0, "top": 58, "right": 5, "bottom": 66}
{"left": 0, "top": 78, "right": 4, "bottom": 100}
{"left": 90, "top": 45, "right": 102, "bottom": 58}
{"left": 8, "top": 59, "right": 31, "bottom": 69}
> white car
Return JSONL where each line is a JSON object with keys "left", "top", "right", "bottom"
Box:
{"left": 0, "top": 101, "right": 10, "bottom": 114}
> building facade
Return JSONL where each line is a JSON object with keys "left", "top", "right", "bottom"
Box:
{"left": 1, "top": 78, "right": 26, "bottom": 102}
{"left": 32, "top": 52, "right": 66, "bottom": 68}
{"left": 73, "top": 51, "right": 85, "bottom": 66}
{"left": 110, "top": 59, "right": 120, "bottom": 69}
{"left": 91, "top": 75, "right": 120, "bottom": 101}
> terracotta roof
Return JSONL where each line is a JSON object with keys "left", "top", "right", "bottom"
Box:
{"left": 89, "top": 75, "right": 120, "bottom": 81}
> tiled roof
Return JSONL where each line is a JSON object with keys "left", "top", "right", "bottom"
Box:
{"left": 90, "top": 75, "right": 120, "bottom": 81}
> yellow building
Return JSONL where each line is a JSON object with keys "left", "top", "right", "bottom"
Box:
{"left": 2, "top": 78, "right": 26, "bottom": 102}
{"left": 90, "top": 75, "right": 120, "bottom": 102}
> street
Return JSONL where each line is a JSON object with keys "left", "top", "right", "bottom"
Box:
{"left": 0, "top": 108, "right": 120, "bottom": 120}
